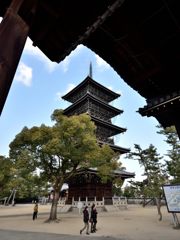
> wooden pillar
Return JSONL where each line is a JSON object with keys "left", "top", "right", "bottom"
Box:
{"left": 0, "top": 0, "right": 34, "bottom": 115}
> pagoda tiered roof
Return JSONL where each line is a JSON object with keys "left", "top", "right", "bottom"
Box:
{"left": 62, "top": 76, "right": 120, "bottom": 104}
{"left": 98, "top": 140, "right": 130, "bottom": 154}
{"left": 67, "top": 167, "right": 135, "bottom": 182}
{"left": 91, "top": 115, "right": 126, "bottom": 136}
{"left": 63, "top": 92, "right": 122, "bottom": 119}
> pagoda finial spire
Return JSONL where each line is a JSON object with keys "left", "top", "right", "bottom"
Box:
{"left": 89, "top": 62, "right": 93, "bottom": 78}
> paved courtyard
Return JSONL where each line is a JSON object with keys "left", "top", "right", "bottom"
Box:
{"left": 0, "top": 204, "right": 179, "bottom": 240}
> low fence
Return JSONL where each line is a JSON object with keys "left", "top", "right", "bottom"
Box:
{"left": 112, "top": 197, "right": 128, "bottom": 209}
{"left": 20, "top": 196, "right": 166, "bottom": 208}
{"left": 127, "top": 198, "right": 166, "bottom": 205}
{"left": 72, "top": 196, "right": 105, "bottom": 209}
{"left": 71, "top": 196, "right": 128, "bottom": 210}
{"left": 0, "top": 197, "right": 8, "bottom": 205}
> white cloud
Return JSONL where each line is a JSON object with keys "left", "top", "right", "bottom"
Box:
{"left": 24, "top": 39, "right": 85, "bottom": 73}
{"left": 56, "top": 83, "right": 76, "bottom": 100}
{"left": 107, "top": 86, "right": 113, "bottom": 91}
{"left": 66, "top": 83, "right": 76, "bottom": 93}
{"left": 71, "top": 44, "right": 85, "bottom": 57}
{"left": 60, "top": 57, "right": 70, "bottom": 73}
{"left": 15, "top": 62, "right": 32, "bottom": 86}
{"left": 59, "top": 44, "right": 85, "bottom": 73}
{"left": 95, "top": 54, "right": 110, "bottom": 69}
{"left": 24, "top": 38, "right": 58, "bottom": 72}
{"left": 116, "top": 90, "right": 122, "bottom": 95}
{"left": 107, "top": 86, "right": 122, "bottom": 95}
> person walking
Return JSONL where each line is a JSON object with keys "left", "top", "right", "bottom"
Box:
{"left": 32, "top": 202, "right": 38, "bottom": 220}
{"left": 90, "top": 203, "right": 95, "bottom": 233}
{"left": 80, "top": 206, "right": 90, "bottom": 235}
{"left": 91, "top": 204, "right": 98, "bottom": 233}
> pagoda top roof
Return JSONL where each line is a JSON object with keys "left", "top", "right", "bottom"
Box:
{"left": 63, "top": 92, "right": 122, "bottom": 116}
{"left": 62, "top": 76, "right": 120, "bottom": 103}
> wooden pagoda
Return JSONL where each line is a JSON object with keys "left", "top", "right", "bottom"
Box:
{"left": 62, "top": 71, "right": 130, "bottom": 154}
{"left": 62, "top": 69, "right": 134, "bottom": 203}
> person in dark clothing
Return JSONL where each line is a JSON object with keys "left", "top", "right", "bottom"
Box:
{"left": 90, "top": 203, "right": 95, "bottom": 233}
{"left": 80, "top": 206, "right": 90, "bottom": 235}
{"left": 90, "top": 204, "right": 98, "bottom": 233}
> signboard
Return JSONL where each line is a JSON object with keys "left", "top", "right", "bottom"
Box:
{"left": 163, "top": 184, "right": 180, "bottom": 213}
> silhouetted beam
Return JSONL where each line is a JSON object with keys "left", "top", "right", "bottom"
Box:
{"left": 0, "top": 0, "right": 29, "bottom": 115}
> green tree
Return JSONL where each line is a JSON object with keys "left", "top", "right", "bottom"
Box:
{"left": 9, "top": 110, "right": 118, "bottom": 221}
{"left": 123, "top": 185, "right": 136, "bottom": 198}
{"left": 126, "top": 144, "right": 167, "bottom": 220}
{"left": 9, "top": 149, "right": 50, "bottom": 200}
{"left": 0, "top": 155, "right": 13, "bottom": 199}
{"left": 123, "top": 181, "right": 145, "bottom": 198}
{"left": 0, "top": 154, "right": 49, "bottom": 204}
{"left": 157, "top": 125, "right": 180, "bottom": 183}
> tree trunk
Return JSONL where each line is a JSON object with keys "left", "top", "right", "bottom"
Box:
{"left": 47, "top": 190, "right": 60, "bottom": 222}
{"left": 155, "top": 197, "right": 162, "bottom": 221}
{"left": 6, "top": 189, "right": 14, "bottom": 205}
{"left": 142, "top": 196, "right": 146, "bottom": 207}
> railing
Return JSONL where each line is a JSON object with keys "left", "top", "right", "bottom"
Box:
{"left": 112, "top": 197, "right": 128, "bottom": 208}
{"left": 72, "top": 196, "right": 105, "bottom": 209}
{"left": 58, "top": 197, "right": 66, "bottom": 207}
{"left": 0, "top": 197, "right": 8, "bottom": 205}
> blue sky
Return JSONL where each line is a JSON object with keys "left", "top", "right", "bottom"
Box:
{"left": 0, "top": 22, "right": 169, "bottom": 184}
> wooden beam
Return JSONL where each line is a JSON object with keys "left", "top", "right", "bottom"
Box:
{"left": 0, "top": 1, "right": 29, "bottom": 115}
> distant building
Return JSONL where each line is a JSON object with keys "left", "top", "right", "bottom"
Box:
{"left": 66, "top": 167, "right": 134, "bottom": 204}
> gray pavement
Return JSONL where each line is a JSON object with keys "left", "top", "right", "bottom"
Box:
{"left": 0, "top": 229, "right": 122, "bottom": 240}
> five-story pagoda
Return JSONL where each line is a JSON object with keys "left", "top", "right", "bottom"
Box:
{"left": 61, "top": 66, "right": 133, "bottom": 203}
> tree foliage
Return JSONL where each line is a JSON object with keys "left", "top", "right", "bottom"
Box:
{"left": 0, "top": 155, "right": 48, "bottom": 204}
{"left": 9, "top": 110, "right": 119, "bottom": 221}
{"left": 0, "top": 155, "right": 13, "bottom": 198}
{"left": 123, "top": 181, "right": 145, "bottom": 198}
{"left": 126, "top": 144, "right": 167, "bottom": 220}
{"left": 157, "top": 125, "right": 180, "bottom": 183}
